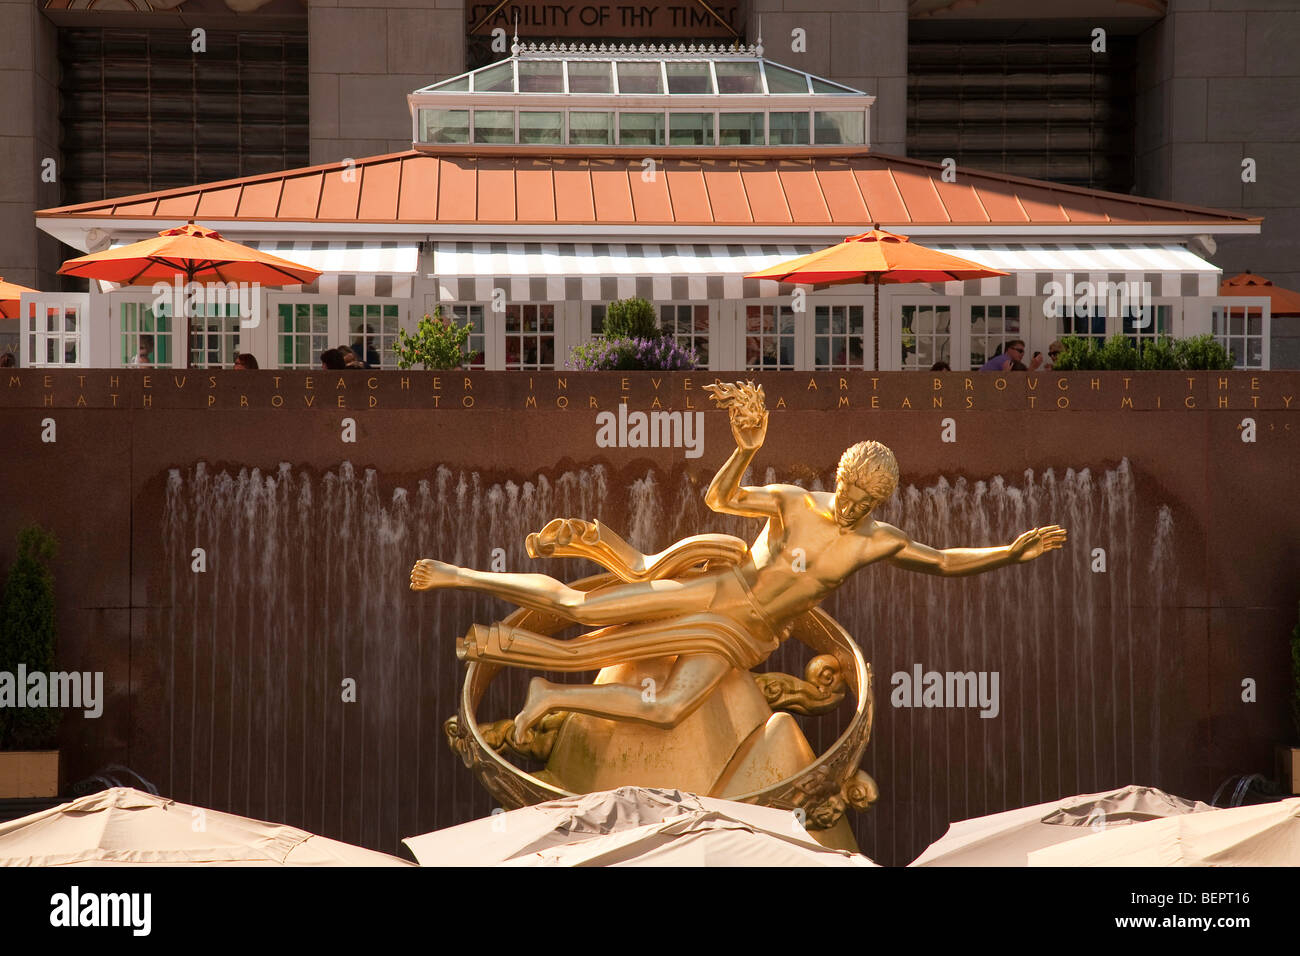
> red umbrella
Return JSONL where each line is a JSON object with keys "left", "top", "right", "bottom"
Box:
{"left": 58, "top": 223, "right": 321, "bottom": 368}
{"left": 748, "top": 227, "right": 1009, "bottom": 369}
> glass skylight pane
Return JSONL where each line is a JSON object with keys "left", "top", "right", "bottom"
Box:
{"left": 769, "top": 111, "right": 810, "bottom": 145}
{"left": 719, "top": 112, "right": 763, "bottom": 145}
{"left": 763, "top": 62, "right": 809, "bottom": 94}
{"left": 518, "top": 61, "right": 563, "bottom": 93}
{"left": 618, "top": 111, "right": 665, "bottom": 146}
{"left": 473, "top": 109, "right": 514, "bottom": 143}
{"left": 810, "top": 76, "right": 854, "bottom": 94}
{"left": 666, "top": 62, "right": 712, "bottom": 94}
{"left": 473, "top": 61, "right": 514, "bottom": 93}
{"left": 669, "top": 112, "right": 714, "bottom": 146}
{"left": 569, "top": 111, "right": 613, "bottom": 144}
{"left": 567, "top": 61, "right": 612, "bottom": 93}
{"left": 419, "top": 108, "right": 469, "bottom": 143}
{"left": 520, "top": 110, "right": 562, "bottom": 144}
{"left": 616, "top": 61, "right": 663, "bottom": 94}
{"left": 427, "top": 75, "right": 469, "bottom": 92}
{"left": 814, "top": 110, "right": 866, "bottom": 144}
{"left": 714, "top": 61, "right": 762, "bottom": 94}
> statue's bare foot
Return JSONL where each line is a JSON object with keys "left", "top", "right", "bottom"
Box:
{"left": 410, "top": 558, "right": 458, "bottom": 591}
{"left": 514, "top": 677, "right": 558, "bottom": 741}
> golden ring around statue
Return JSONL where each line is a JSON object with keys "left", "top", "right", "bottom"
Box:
{"left": 443, "top": 573, "right": 876, "bottom": 836}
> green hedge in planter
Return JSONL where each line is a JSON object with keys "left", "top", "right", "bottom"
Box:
{"left": 1053, "top": 334, "right": 1235, "bottom": 371}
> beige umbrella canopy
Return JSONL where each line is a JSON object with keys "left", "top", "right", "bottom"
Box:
{"left": 0, "top": 787, "right": 412, "bottom": 867}
{"left": 1029, "top": 796, "right": 1300, "bottom": 867}
{"left": 404, "top": 787, "right": 876, "bottom": 867}
{"left": 909, "top": 785, "right": 1213, "bottom": 867}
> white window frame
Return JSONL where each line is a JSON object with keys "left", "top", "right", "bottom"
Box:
{"left": 187, "top": 300, "right": 248, "bottom": 370}
{"left": 891, "top": 293, "right": 959, "bottom": 372}
{"left": 963, "top": 297, "right": 1034, "bottom": 372}
{"left": 738, "top": 299, "right": 803, "bottom": 371}
{"left": 809, "top": 300, "right": 869, "bottom": 371}
{"left": 20, "top": 292, "right": 90, "bottom": 369}
{"left": 339, "top": 296, "right": 408, "bottom": 370}
{"left": 1210, "top": 297, "right": 1271, "bottom": 370}
{"left": 269, "top": 294, "right": 335, "bottom": 370}
{"left": 656, "top": 301, "right": 712, "bottom": 367}
{"left": 501, "top": 301, "right": 561, "bottom": 371}
{"left": 440, "top": 302, "right": 492, "bottom": 370}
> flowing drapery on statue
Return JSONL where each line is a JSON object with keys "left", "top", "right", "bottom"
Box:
{"left": 411, "top": 380, "right": 1067, "bottom": 742}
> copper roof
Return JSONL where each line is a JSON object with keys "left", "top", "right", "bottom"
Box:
{"left": 37, "top": 150, "right": 1260, "bottom": 229}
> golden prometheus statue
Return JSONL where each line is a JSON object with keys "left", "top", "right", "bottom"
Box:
{"left": 412, "top": 381, "right": 1066, "bottom": 845}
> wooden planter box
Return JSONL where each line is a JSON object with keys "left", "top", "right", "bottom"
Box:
{"left": 1278, "top": 746, "right": 1300, "bottom": 796}
{"left": 0, "top": 750, "right": 59, "bottom": 798}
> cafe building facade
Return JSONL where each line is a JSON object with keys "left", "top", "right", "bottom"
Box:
{"left": 29, "top": 42, "right": 1269, "bottom": 372}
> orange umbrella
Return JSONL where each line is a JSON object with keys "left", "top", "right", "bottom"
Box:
{"left": 58, "top": 222, "right": 322, "bottom": 368}
{"left": 0, "top": 277, "right": 40, "bottom": 320}
{"left": 1220, "top": 271, "right": 1300, "bottom": 316}
{"left": 747, "top": 227, "right": 1008, "bottom": 369}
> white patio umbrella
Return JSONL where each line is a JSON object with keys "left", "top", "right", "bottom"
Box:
{"left": 1028, "top": 797, "right": 1300, "bottom": 867}
{"left": 404, "top": 787, "right": 876, "bottom": 867}
{"left": 0, "top": 787, "right": 412, "bottom": 866}
{"left": 909, "top": 785, "right": 1212, "bottom": 867}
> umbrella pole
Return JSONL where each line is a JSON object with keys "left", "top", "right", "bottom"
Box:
{"left": 184, "top": 266, "right": 194, "bottom": 370}
{"left": 872, "top": 275, "right": 880, "bottom": 371}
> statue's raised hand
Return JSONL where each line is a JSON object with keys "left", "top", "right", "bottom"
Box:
{"left": 1008, "top": 525, "right": 1068, "bottom": 563}
{"left": 705, "top": 380, "right": 768, "bottom": 451}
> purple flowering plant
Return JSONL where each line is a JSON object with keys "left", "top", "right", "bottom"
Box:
{"left": 567, "top": 335, "right": 698, "bottom": 371}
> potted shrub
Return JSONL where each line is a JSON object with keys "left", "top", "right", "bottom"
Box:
{"left": 603, "top": 296, "right": 661, "bottom": 340}
{"left": 0, "top": 525, "right": 60, "bottom": 798}
{"left": 392, "top": 308, "right": 480, "bottom": 370}
{"left": 1280, "top": 602, "right": 1300, "bottom": 795}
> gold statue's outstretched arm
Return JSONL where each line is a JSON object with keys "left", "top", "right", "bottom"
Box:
{"left": 884, "top": 524, "right": 1068, "bottom": 577}
{"left": 703, "top": 380, "right": 780, "bottom": 519}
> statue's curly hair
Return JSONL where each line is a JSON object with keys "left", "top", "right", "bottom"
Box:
{"left": 836, "top": 441, "right": 899, "bottom": 506}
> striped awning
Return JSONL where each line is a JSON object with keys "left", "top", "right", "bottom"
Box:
{"left": 432, "top": 240, "right": 1223, "bottom": 302}
{"left": 926, "top": 242, "right": 1222, "bottom": 298}
{"left": 98, "top": 240, "right": 419, "bottom": 297}
{"left": 249, "top": 241, "right": 418, "bottom": 297}
{"left": 433, "top": 242, "right": 820, "bottom": 301}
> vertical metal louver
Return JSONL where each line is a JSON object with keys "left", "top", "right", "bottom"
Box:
{"left": 59, "top": 28, "right": 309, "bottom": 206}
{"left": 907, "top": 36, "right": 1138, "bottom": 194}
